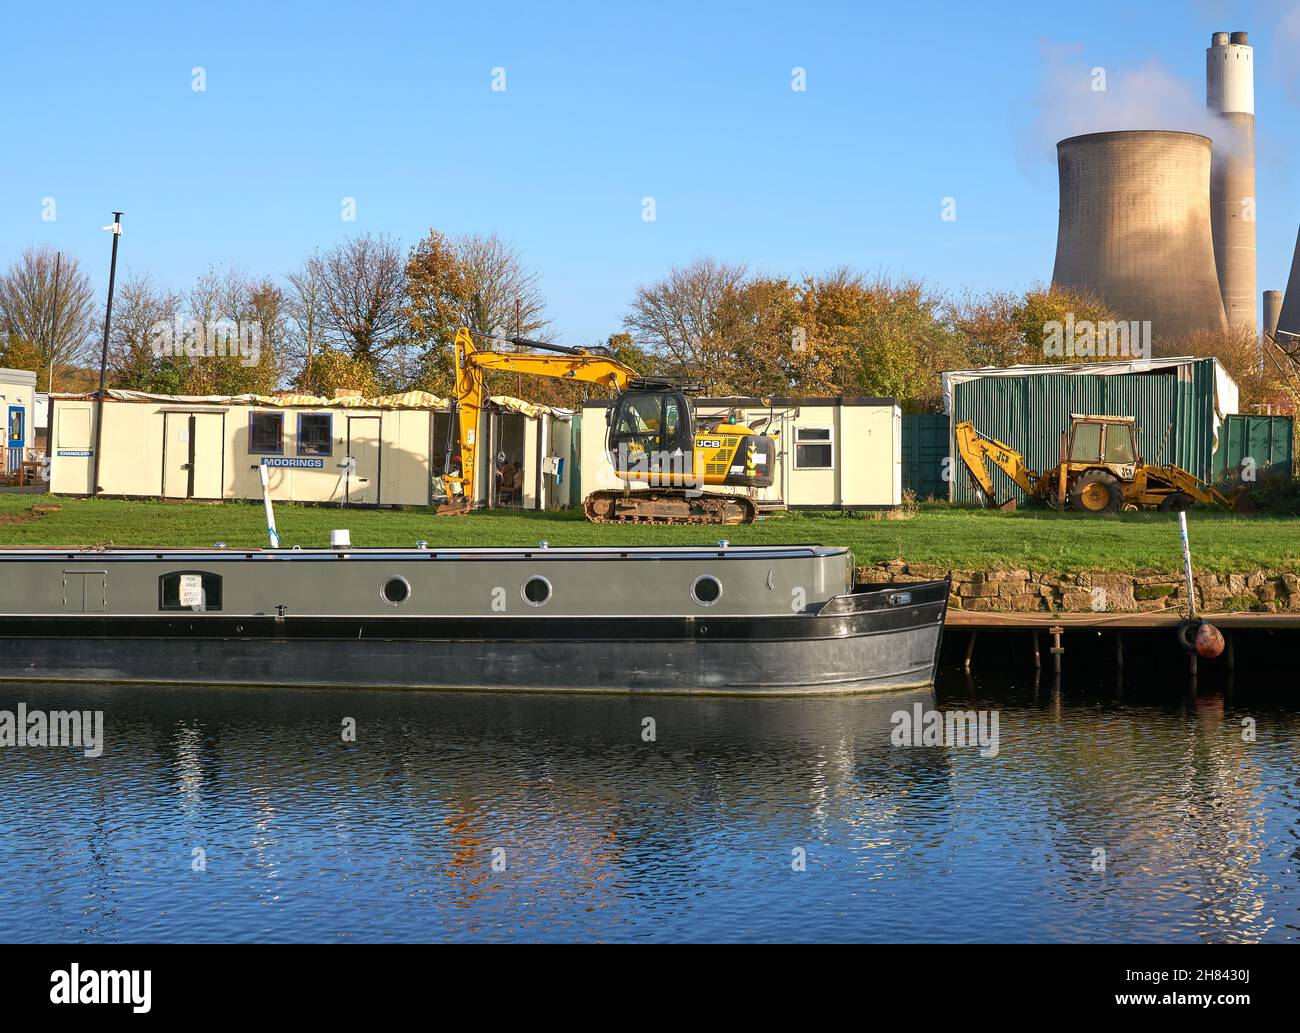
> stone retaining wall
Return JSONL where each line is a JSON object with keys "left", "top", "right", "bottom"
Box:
{"left": 856, "top": 561, "right": 1300, "bottom": 613}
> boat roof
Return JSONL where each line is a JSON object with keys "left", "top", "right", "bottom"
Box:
{"left": 0, "top": 544, "right": 847, "bottom": 561}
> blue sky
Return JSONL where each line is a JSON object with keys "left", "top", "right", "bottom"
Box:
{"left": 3, "top": 0, "right": 1298, "bottom": 343}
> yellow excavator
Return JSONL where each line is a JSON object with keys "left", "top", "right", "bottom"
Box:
{"left": 954, "top": 414, "right": 1253, "bottom": 514}
{"left": 438, "top": 327, "right": 776, "bottom": 523}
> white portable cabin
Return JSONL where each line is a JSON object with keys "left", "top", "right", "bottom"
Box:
{"left": 578, "top": 395, "right": 902, "bottom": 510}
{"left": 48, "top": 390, "right": 576, "bottom": 509}
{"left": 1, "top": 367, "right": 37, "bottom": 480}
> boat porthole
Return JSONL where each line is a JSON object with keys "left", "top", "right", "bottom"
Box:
{"left": 691, "top": 575, "right": 722, "bottom": 607}
{"left": 381, "top": 576, "right": 411, "bottom": 605}
{"left": 522, "top": 575, "right": 552, "bottom": 607}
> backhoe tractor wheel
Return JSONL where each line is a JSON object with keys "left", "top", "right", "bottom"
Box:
{"left": 1158, "top": 492, "right": 1193, "bottom": 513}
{"left": 1069, "top": 470, "right": 1122, "bottom": 513}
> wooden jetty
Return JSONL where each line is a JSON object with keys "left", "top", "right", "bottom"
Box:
{"left": 946, "top": 609, "right": 1300, "bottom": 677}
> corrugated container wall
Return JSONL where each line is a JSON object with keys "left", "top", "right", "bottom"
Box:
{"left": 1212, "top": 414, "right": 1294, "bottom": 483}
{"left": 950, "top": 361, "right": 1222, "bottom": 504}
{"left": 902, "top": 414, "right": 949, "bottom": 499}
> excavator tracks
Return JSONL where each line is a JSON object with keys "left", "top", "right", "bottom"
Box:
{"left": 584, "top": 490, "right": 757, "bottom": 525}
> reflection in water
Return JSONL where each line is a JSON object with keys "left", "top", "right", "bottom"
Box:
{"left": 0, "top": 675, "right": 1296, "bottom": 942}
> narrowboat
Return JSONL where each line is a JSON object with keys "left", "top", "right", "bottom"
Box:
{"left": 0, "top": 543, "right": 947, "bottom": 694}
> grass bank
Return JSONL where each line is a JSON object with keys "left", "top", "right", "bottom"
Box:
{"left": 1, "top": 493, "right": 1298, "bottom": 575}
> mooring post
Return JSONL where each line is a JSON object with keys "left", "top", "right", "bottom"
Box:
{"left": 1049, "top": 625, "right": 1063, "bottom": 674}
{"left": 1179, "top": 511, "right": 1197, "bottom": 621}
{"left": 963, "top": 631, "right": 978, "bottom": 673}
{"left": 1115, "top": 632, "right": 1124, "bottom": 669}
{"left": 1032, "top": 631, "right": 1041, "bottom": 670}
{"left": 1225, "top": 632, "right": 1235, "bottom": 673}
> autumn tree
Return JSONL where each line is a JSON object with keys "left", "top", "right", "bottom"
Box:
{"left": 950, "top": 284, "right": 1118, "bottom": 366}
{"left": 1163, "top": 325, "right": 1289, "bottom": 416}
{"left": 0, "top": 247, "right": 97, "bottom": 389}
{"left": 403, "top": 229, "right": 468, "bottom": 394}
{"left": 402, "top": 229, "right": 551, "bottom": 396}
{"left": 296, "top": 348, "right": 381, "bottom": 399}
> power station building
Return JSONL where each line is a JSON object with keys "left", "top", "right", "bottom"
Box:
{"left": 1052, "top": 31, "right": 1260, "bottom": 341}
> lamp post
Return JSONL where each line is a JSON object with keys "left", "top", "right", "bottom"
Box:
{"left": 90, "top": 212, "right": 123, "bottom": 496}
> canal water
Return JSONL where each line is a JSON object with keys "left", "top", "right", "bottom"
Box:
{"left": 1, "top": 674, "right": 1296, "bottom": 943}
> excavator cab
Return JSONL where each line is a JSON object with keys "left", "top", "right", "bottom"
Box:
{"left": 607, "top": 387, "right": 695, "bottom": 485}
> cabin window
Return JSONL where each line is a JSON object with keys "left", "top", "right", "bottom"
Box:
{"left": 794, "top": 427, "right": 833, "bottom": 469}
{"left": 159, "top": 571, "right": 223, "bottom": 611}
{"left": 1104, "top": 426, "right": 1136, "bottom": 465}
{"left": 249, "top": 411, "right": 284, "bottom": 454}
{"left": 1070, "top": 423, "right": 1103, "bottom": 463}
{"left": 298, "top": 413, "right": 333, "bottom": 456}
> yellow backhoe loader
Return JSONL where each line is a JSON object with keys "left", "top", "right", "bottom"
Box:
{"left": 438, "top": 327, "right": 776, "bottom": 523}
{"left": 954, "top": 414, "right": 1252, "bottom": 514}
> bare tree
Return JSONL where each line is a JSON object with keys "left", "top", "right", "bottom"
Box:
{"left": 623, "top": 257, "right": 748, "bottom": 384}
{"left": 0, "top": 246, "right": 96, "bottom": 389}
{"left": 218, "top": 265, "right": 255, "bottom": 339}
{"left": 285, "top": 253, "right": 328, "bottom": 390}
{"left": 187, "top": 266, "right": 222, "bottom": 334}
{"left": 317, "top": 234, "right": 407, "bottom": 369}
{"left": 107, "top": 274, "right": 181, "bottom": 390}
{"left": 451, "top": 232, "right": 548, "bottom": 341}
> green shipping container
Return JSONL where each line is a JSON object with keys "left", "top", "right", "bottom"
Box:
{"left": 1212, "top": 414, "right": 1293, "bottom": 484}
{"left": 902, "top": 414, "right": 949, "bottom": 499}
{"left": 949, "top": 359, "right": 1225, "bottom": 505}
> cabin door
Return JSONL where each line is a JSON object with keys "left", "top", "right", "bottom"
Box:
{"left": 163, "top": 413, "right": 224, "bottom": 499}
{"left": 346, "top": 417, "right": 380, "bottom": 504}
{"left": 190, "top": 414, "right": 224, "bottom": 498}
{"left": 6, "top": 405, "right": 23, "bottom": 475}
{"left": 162, "top": 413, "right": 194, "bottom": 498}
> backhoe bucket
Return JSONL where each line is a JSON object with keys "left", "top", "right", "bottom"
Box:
{"left": 997, "top": 498, "right": 1018, "bottom": 512}
{"left": 1231, "top": 489, "right": 1255, "bottom": 515}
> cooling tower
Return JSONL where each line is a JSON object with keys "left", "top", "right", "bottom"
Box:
{"left": 1278, "top": 224, "right": 1300, "bottom": 341}
{"left": 1207, "top": 31, "right": 1257, "bottom": 334}
{"left": 1052, "top": 130, "right": 1228, "bottom": 339}
{"left": 1263, "top": 290, "right": 1282, "bottom": 341}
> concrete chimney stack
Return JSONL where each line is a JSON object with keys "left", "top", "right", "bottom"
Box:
{"left": 1263, "top": 290, "right": 1282, "bottom": 341}
{"left": 1206, "top": 30, "right": 1257, "bottom": 335}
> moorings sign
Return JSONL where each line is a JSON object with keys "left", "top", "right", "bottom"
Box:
{"left": 260, "top": 457, "right": 324, "bottom": 469}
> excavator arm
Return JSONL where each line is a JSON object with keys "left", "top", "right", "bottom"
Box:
{"left": 953, "top": 420, "right": 1042, "bottom": 509}
{"left": 440, "top": 327, "right": 638, "bottom": 512}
